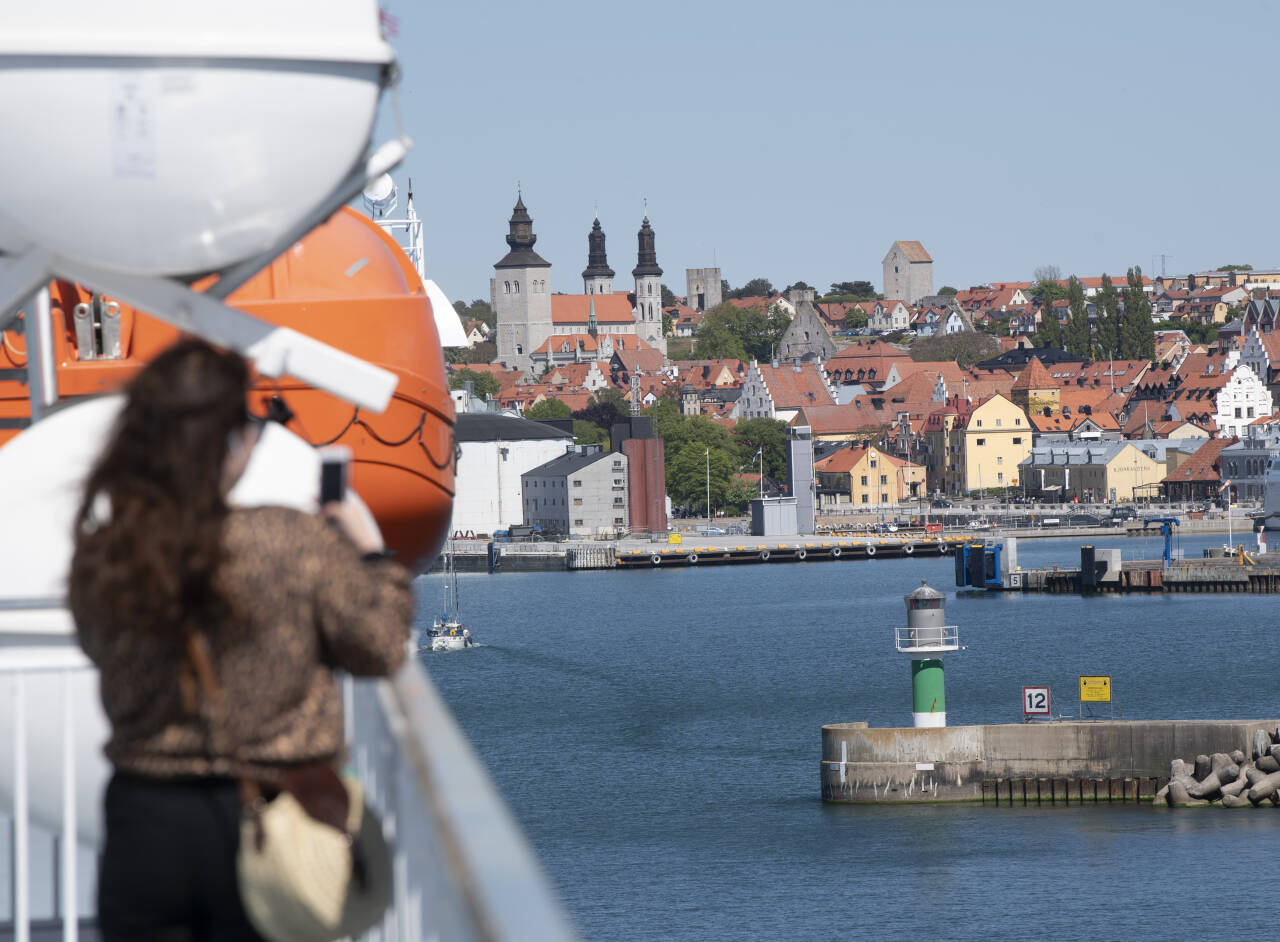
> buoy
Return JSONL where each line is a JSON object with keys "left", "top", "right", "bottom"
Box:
{"left": 688, "top": 553, "right": 699, "bottom": 564}
{"left": 867, "top": 545, "right": 877, "bottom": 557}
{"left": 904, "top": 544, "right": 914, "bottom": 555}
{"left": 651, "top": 554, "right": 661, "bottom": 566}
{"left": 797, "top": 549, "right": 807, "bottom": 560}
{"left": 760, "top": 550, "right": 770, "bottom": 561}
{"left": 831, "top": 547, "right": 842, "bottom": 558}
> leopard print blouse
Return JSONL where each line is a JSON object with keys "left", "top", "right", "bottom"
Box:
{"left": 74, "top": 505, "right": 413, "bottom": 778}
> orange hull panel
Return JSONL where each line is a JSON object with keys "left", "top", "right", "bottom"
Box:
{"left": 0, "top": 209, "right": 455, "bottom": 565}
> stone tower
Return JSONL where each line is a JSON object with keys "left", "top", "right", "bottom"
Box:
{"left": 582, "top": 216, "right": 615, "bottom": 296}
{"left": 632, "top": 216, "right": 666, "bottom": 356}
{"left": 492, "top": 193, "right": 552, "bottom": 373}
{"left": 778, "top": 287, "right": 836, "bottom": 364}
{"left": 882, "top": 240, "right": 934, "bottom": 304}
{"left": 686, "top": 267, "right": 722, "bottom": 311}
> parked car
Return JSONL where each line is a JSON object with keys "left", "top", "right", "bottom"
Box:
{"left": 697, "top": 525, "right": 727, "bottom": 535}
{"left": 726, "top": 524, "right": 744, "bottom": 535}
{"left": 931, "top": 498, "right": 954, "bottom": 508}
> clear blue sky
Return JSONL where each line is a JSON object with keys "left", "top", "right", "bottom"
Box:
{"left": 375, "top": 0, "right": 1278, "bottom": 304}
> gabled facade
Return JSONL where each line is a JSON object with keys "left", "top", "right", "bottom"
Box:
{"left": 814, "top": 443, "right": 925, "bottom": 508}
{"left": 1213, "top": 364, "right": 1273, "bottom": 439}
{"left": 1020, "top": 441, "right": 1164, "bottom": 502}
{"left": 867, "top": 299, "right": 912, "bottom": 333}
{"left": 777, "top": 287, "right": 836, "bottom": 363}
{"left": 952, "top": 395, "right": 1031, "bottom": 494}
{"left": 734, "top": 360, "right": 835, "bottom": 422}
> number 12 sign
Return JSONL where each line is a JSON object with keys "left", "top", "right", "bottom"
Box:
{"left": 1023, "top": 686, "right": 1051, "bottom": 716}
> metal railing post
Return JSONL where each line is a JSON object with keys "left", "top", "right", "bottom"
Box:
{"left": 61, "top": 671, "right": 78, "bottom": 942}
{"left": 13, "top": 673, "right": 29, "bottom": 942}
{"left": 26, "top": 287, "right": 57, "bottom": 423}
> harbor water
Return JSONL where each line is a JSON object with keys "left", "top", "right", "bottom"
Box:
{"left": 420, "top": 533, "right": 1280, "bottom": 940}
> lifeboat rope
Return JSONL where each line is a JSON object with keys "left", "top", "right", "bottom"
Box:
{"left": 316, "top": 406, "right": 457, "bottom": 471}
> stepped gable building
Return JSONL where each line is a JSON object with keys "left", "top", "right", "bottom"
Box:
{"left": 492, "top": 194, "right": 669, "bottom": 372}
{"left": 882, "top": 240, "right": 934, "bottom": 305}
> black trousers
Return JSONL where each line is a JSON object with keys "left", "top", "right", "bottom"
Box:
{"left": 98, "top": 772, "right": 265, "bottom": 942}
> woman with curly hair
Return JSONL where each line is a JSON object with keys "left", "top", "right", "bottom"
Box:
{"left": 70, "top": 338, "right": 412, "bottom": 940}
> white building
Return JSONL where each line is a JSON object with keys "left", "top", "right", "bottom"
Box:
{"left": 450, "top": 413, "right": 573, "bottom": 536}
{"left": 1214, "top": 364, "right": 1273, "bottom": 439}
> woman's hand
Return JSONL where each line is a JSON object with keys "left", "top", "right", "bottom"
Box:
{"left": 320, "top": 497, "right": 385, "bottom": 555}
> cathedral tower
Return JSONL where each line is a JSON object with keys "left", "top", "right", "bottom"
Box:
{"left": 492, "top": 193, "right": 552, "bottom": 373}
{"left": 582, "top": 216, "right": 615, "bottom": 296}
{"left": 632, "top": 216, "right": 666, "bottom": 357}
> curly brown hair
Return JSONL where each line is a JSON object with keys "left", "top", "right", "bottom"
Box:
{"left": 70, "top": 339, "right": 250, "bottom": 639}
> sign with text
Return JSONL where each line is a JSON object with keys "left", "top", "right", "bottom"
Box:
{"left": 1023, "top": 686, "right": 1051, "bottom": 716}
{"left": 1079, "top": 676, "right": 1111, "bottom": 702}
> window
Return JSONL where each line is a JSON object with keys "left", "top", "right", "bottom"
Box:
{"left": 1013, "top": 437, "right": 1022, "bottom": 445}
{"left": 976, "top": 419, "right": 983, "bottom": 427}
{"left": 574, "top": 519, "right": 584, "bottom": 526}
{"left": 861, "top": 494, "right": 869, "bottom": 504}
{"left": 880, "top": 492, "right": 888, "bottom": 502}
{"left": 860, "top": 475, "right": 868, "bottom": 485}
{"left": 513, "top": 280, "right": 520, "bottom": 293}
{"left": 504, "top": 281, "right": 511, "bottom": 294}
{"left": 573, "top": 498, "right": 582, "bottom": 506}
{"left": 516, "top": 344, "right": 523, "bottom": 355}
{"left": 1236, "top": 407, "right": 1242, "bottom": 418}
{"left": 996, "top": 418, "right": 1002, "bottom": 426}
{"left": 614, "top": 518, "right": 625, "bottom": 525}
{"left": 880, "top": 474, "right": 887, "bottom": 485}
{"left": 976, "top": 438, "right": 986, "bottom": 446}
{"left": 1016, "top": 418, "right": 1022, "bottom": 426}
{"left": 997, "top": 472, "right": 1004, "bottom": 483}
{"left": 573, "top": 480, "right": 582, "bottom": 487}
{"left": 997, "top": 456, "right": 1003, "bottom": 465}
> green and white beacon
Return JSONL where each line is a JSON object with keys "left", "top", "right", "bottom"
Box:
{"left": 896, "top": 581, "right": 960, "bottom": 728}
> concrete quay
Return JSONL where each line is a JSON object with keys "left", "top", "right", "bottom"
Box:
{"left": 820, "top": 719, "right": 1280, "bottom": 804}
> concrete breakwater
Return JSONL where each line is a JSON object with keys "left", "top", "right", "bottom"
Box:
{"left": 820, "top": 719, "right": 1280, "bottom": 804}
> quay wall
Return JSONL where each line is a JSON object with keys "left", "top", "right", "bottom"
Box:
{"left": 820, "top": 719, "right": 1280, "bottom": 803}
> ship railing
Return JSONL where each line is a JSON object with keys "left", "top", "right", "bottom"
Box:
{"left": 1, "top": 628, "right": 579, "bottom": 942}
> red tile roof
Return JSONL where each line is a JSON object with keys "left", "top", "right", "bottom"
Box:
{"left": 1161, "top": 437, "right": 1236, "bottom": 484}
{"left": 893, "top": 240, "right": 932, "bottom": 263}
{"left": 550, "top": 293, "right": 636, "bottom": 325}
{"left": 1011, "top": 356, "right": 1059, "bottom": 391}
{"left": 757, "top": 362, "right": 835, "bottom": 410}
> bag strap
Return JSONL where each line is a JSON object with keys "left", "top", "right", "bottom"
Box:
{"left": 185, "top": 632, "right": 267, "bottom": 821}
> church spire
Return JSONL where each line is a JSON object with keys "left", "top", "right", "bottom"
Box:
{"left": 632, "top": 216, "right": 663, "bottom": 278}
{"left": 582, "top": 216, "right": 615, "bottom": 281}
{"left": 495, "top": 191, "right": 550, "bottom": 269}
{"left": 587, "top": 293, "right": 599, "bottom": 337}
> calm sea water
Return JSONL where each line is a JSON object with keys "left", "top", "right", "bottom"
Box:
{"left": 419, "top": 534, "right": 1280, "bottom": 940}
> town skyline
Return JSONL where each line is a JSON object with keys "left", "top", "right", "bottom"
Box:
{"left": 374, "top": 1, "right": 1279, "bottom": 304}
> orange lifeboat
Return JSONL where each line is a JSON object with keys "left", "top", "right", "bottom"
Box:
{"left": 0, "top": 208, "right": 455, "bottom": 564}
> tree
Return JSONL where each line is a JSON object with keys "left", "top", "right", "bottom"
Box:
{"left": 910, "top": 332, "right": 1001, "bottom": 368}
{"left": 1063, "top": 275, "right": 1090, "bottom": 358}
{"left": 661, "top": 309, "right": 674, "bottom": 337}
{"left": 1216, "top": 264, "right": 1253, "bottom": 272}
{"left": 573, "top": 388, "right": 629, "bottom": 432}
{"left": 448, "top": 367, "right": 499, "bottom": 399}
{"left": 573, "top": 419, "right": 608, "bottom": 447}
{"left": 937, "top": 285, "right": 958, "bottom": 296}
{"left": 666, "top": 442, "right": 740, "bottom": 515}
{"left": 661, "top": 283, "right": 677, "bottom": 307}
{"left": 724, "top": 277, "right": 774, "bottom": 300}
{"left": 731, "top": 417, "right": 788, "bottom": 481}
{"left": 524, "top": 398, "right": 571, "bottom": 420}
{"left": 453, "top": 298, "right": 495, "bottom": 330}
{"left": 1093, "top": 274, "right": 1120, "bottom": 359}
{"left": 1121, "top": 266, "right": 1155, "bottom": 359}
{"left": 720, "top": 278, "right": 731, "bottom": 298}
{"left": 783, "top": 280, "right": 814, "bottom": 296}
{"left": 692, "top": 301, "right": 790, "bottom": 362}
{"left": 1036, "top": 295, "right": 1062, "bottom": 349}
{"left": 1029, "top": 278, "right": 1069, "bottom": 305}
{"left": 1032, "top": 264, "right": 1063, "bottom": 284}
{"left": 445, "top": 340, "right": 497, "bottom": 365}
{"left": 827, "top": 280, "right": 876, "bottom": 299}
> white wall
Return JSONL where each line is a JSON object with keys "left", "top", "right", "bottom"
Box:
{"left": 450, "top": 436, "right": 571, "bottom": 536}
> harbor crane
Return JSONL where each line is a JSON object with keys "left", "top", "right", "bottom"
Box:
{"left": 1143, "top": 517, "right": 1181, "bottom": 567}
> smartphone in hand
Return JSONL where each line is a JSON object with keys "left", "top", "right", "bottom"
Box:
{"left": 318, "top": 446, "right": 351, "bottom": 505}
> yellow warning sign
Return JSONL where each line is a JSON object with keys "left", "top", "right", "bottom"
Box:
{"left": 1079, "top": 676, "right": 1111, "bottom": 702}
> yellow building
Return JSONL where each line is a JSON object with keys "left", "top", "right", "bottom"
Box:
{"left": 815, "top": 444, "right": 926, "bottom": 508}
{"left": 1021, "top": 441, "right": 1166, "bottom": 501}
{"left": 957, "top": 394, "right": 1032, "bottom": 494}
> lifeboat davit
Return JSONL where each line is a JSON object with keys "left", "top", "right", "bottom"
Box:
{"left": 0, "top": 207, "right": 456, "bottom": 564}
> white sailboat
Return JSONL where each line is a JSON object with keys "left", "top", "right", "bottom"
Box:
{"left": 428, "top": 539, "right": 473, "bottom": 651}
